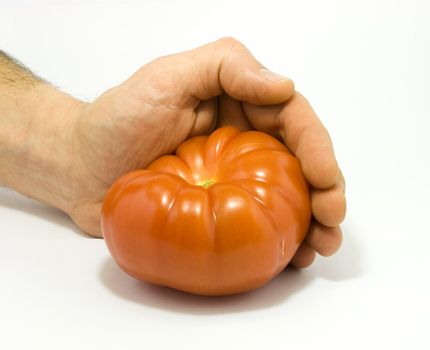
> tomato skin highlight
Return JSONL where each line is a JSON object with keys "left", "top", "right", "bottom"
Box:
{"left": 101, "top": 126, "right": 311, "bottom": 296}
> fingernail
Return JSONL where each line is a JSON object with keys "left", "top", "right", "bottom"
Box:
{"left": 260, "top": 68, "right": 291, "bottom": 82}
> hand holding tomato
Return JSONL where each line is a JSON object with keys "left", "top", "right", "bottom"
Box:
{"left": 67, "top": 38, "right": 345, "bottom": 271}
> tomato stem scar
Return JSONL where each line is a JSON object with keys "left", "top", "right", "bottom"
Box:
{"left": 199, "top": 180, "right": 216, "bottom": 188}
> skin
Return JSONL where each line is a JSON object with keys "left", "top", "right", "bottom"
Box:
{"left": 0, "top": 38, "right": 346, "bottom": 268}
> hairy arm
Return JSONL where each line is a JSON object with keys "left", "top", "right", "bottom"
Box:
{"left": 0, "top": 51, "right": 84, "bottom": 213}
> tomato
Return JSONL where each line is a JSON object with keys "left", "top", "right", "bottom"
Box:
{"left": 101, "top": 126, "right": 311, "bottom": 296}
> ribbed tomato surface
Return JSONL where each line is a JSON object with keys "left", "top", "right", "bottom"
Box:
{"left": 102, "top": 126, "right": 311, "bottom": 296}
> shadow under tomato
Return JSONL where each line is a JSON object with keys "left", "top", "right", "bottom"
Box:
{"left": 99, "top": 257, "right": 314, "bottom": 314}
{"left": 99, "top": 221, "right": 363, "bottom": 315}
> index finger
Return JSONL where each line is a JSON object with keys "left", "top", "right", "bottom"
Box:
{"left": 279, "top": 92, "right": 339, "bottom": 189}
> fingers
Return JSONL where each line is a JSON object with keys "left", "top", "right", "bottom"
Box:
{"left": 242, "top": 92, "right": 338, "bottom": 189}
{"left": 306, "top": 222, "right": 343, "bottom": 257}
{"left": 279, "top": 92, "right": 339, "bottom": 189}
{"left": 290, "top": 222, "right": 343, "bottom": 268}
{"left": 188, "top": 98, "right": 218, "bottom": 137}
{"left": 217, "top": 94, "right": 253, "bottom": 131}
{"left": 311, "top": 179, "right": 346, "bottom": 227}
{"left": 128, "top": 37, "right": 295, "bottom": 108}
{"left": 290, "top": 241, "right": 317, "bottom": 268}
{"left": 187, "top": 37, "right": 294, "bottom": 104}
{"left": 241, "top": 102, "right": 284, "bottom": 139}
{"left": 221, "top": 90, "right": 345, "bottom": 268}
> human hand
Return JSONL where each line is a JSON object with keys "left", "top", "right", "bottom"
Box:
{"left": 66, "top": 37, "right": 295, "bottom": 237}
{"left": 0, "top": 39, "right": 345, "bottom": 269}
{"left": 69, "top": 38, "right": 345, "bottom": 268}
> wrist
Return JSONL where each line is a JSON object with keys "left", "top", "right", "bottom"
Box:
{"left": 0, "top": 82, "right": 85, "bottom": 214}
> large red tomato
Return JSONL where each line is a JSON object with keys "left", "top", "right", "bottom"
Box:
{"left": 101, "top": 126, "right": 311, "bottom": 296}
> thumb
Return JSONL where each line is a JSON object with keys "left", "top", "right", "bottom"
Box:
{"left": 187, "top": 37, "right": 295, "bottom": 105}
{"left": 127, "top": 37, "right": 294, "bottom": 107}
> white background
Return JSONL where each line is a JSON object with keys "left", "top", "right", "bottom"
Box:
{"left": 1, "top": 0, "right": 429, "bottom": 349}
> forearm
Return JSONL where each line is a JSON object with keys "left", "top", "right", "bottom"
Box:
{"left": 0, "top": 51, "right": 84, "bottom": 213}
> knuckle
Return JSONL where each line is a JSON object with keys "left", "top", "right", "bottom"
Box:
{"left": 217, "top": 36, "right": 240, "bottom": 45}
{"left": 215, "top": 36, "right": 245, "bottom": 51}
{"left": 148, "top": 54, "right": 172, "bottom": 68}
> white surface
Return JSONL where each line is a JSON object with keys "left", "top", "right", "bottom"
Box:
{"left": 1, "top": 1, "right": 429, "bottom": 349}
